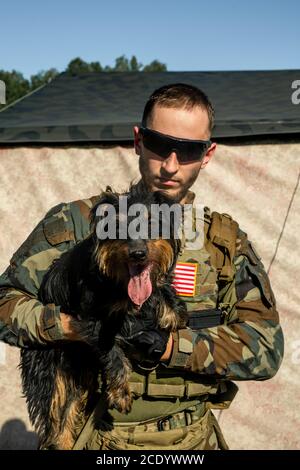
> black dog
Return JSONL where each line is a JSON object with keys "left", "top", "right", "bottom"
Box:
{"left": 20, "top": 185, "right": 187, "bottom": 449}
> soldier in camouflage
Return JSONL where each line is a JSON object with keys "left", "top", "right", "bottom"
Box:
{"left": 0, "top": 83, "right": 284, "bottom": 450}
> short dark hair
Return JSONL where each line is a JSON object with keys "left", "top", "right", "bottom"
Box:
{"left": 142, "top": 83, "right": 214, "bottom": 134}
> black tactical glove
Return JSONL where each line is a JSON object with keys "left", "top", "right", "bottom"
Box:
{"left": 69, "top": 317, "right": 102, "bottom": 349}
{"left": 116, "top": 315, "right": 170, "bottom": 367}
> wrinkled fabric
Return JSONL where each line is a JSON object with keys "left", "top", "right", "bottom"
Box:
{"left": 0, "top": 142, "right": 297, "bottom": 449}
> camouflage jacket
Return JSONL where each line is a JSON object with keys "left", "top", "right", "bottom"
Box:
{"left": 0, "top": 194, "right": 284, "bottom": 382}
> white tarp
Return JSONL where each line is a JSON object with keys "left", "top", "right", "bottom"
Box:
{"left": 0, "top": 142, "right": 299, "bottom": 449}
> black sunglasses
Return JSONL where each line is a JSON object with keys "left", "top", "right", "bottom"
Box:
{"left": 139, "top": 127, "right": 211, "bottom": 163}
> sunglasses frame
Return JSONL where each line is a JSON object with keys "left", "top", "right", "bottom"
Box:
{"left": 139, "top": 127, "right": 211, "bottom": 163}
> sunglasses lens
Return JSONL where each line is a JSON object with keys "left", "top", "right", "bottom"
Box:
{"left": 142, "top": 130, "right": 168, "bottom": 157}
{"left": 181, "top": 142, "right": 208, "bottom": 162}
{"left": 141, "top": 128, "right": 209, "bottom": 162}
{"left": 176, "top": 142, "right": 208, "bottom": 162}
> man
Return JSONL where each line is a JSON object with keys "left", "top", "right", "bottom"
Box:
{"left": 0, "top": 83, "right": 284, "bottom": 450}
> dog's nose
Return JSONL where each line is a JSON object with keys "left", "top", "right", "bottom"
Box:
{"left": 129, "top": 249, "right": 147, "bottom": 261}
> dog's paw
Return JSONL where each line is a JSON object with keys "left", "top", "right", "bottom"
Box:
{"left": 106, "top": 383, "right": 132, "bottom": 414}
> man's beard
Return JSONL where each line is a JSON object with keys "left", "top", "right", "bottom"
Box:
{"left": 139, "top": 156, "right": 200, "bottom": 204}
{"left": 154, "top": 185, "right": 189, "bottom": 204}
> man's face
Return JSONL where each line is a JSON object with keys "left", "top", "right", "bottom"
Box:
{"left": 134, "top": 105, "right": 216, "bottom": 204}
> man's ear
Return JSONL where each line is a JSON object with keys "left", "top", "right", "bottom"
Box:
{"left": 134, "top": 126, "right": 142, "bottom": 156}
{"left": 200, "top": 142, "right": 217, "bottom": 169}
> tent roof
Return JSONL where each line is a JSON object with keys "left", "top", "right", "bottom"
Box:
{"left": 0, "top": 70, "right": 299, "bottom": 144}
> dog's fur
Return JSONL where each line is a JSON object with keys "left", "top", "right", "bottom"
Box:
{"left": 20, "top": 185, "right": 187, "bottom": 449}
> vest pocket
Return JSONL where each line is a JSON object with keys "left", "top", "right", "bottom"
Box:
{"left": 246, "top": 263, "right": 276, "bottom": 308}
{"left": 129, "top": 367, "right": 221, "bottom": 398}
{"left": 43, "top": 209, "right": 75, "bottom": 246}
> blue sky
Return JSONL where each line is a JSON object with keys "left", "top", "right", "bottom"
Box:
{"left": 1, "top": 0, "right": 299, "bottom": 78}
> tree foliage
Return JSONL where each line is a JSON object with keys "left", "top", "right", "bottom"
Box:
{"left": 143, "top": 60, "right": 167, "bottom": 72}
{"left": 30, "top": 68, "right": 59, "bottom": 90}
{"left": 66, "top": 57, "right": 103, "bottom": 74}
{"left": 0, "top": 70, "right": 30, "bottom": 106}
{"left": 0, "top": 55, "right": 167, "bottom": 107}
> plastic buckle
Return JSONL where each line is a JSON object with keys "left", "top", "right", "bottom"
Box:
{"left": 157, "top": 415, "right": 173, "bottom": 431}
{"left": 157, "top": 411, "right": 193, "bottom": 431}
{"left": 184, "top": 410, "right": 193, "bottom": 426}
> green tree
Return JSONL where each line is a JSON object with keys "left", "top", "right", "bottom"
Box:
{"left": 0, "top": 70, "right": 30, "bottom": 106}
{"left": 105, "top": 55, "right": 161, "bottom": 72}
{"left": 30, "top": 68, "right": 59, "bottom": 90}
{"left": 104, "top": 55, "right": 131, "bottom": 72}
{"left": 66, "top": 57, "right": 103, "bottom": 75}
{"left": 0, "top": 55, "right": 168, "bottom": 108}
{"left": 130, "top": 55, "right": 143, "bottom": 71}
{"left": 142, "top": 60, "right": 167, "bottom": 72}
{"left": 114, "top": 55, "right": 130, "bottom": 71}
{"left": 89, "top": 61, "right": 103, "bottom": 72}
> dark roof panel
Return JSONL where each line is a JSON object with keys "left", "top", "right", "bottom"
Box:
{"left": 0, "top": 70, "right": 299, "bottom": 143}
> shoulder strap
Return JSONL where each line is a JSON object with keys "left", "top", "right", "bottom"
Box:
{"left": 204, "top": 211, "right": 239, "bottom": 282}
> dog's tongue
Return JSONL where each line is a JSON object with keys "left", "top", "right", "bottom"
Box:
{"left": 128, "top": 264, "right": 152, "bottom": 308}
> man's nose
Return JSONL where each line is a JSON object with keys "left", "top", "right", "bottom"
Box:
{"left": 162, "top": 151, "right": 180, "bottom": 173}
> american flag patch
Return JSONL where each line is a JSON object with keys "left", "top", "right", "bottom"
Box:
{"left": 172, "top": 262, "right": 198, "bottom": 297}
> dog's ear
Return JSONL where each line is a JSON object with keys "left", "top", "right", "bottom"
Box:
{"left": 96, "top": 190, "right": 120, "bottom": 208}
{"left": 90, "top": 190, "right": 120, "bottom": 229}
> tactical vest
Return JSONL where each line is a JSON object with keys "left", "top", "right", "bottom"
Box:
{"left": 112, "top": 207, "right": 239, "bottom": 409}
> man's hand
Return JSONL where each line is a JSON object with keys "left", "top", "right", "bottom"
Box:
{"left": 60, "top": 312, "right": 173, "bottom": 363}
{"left": 60, "top": 313, "right": 102, "bottom": 348}
{"left": 116, "top": 315, "right": 171, "bottom": 367}
{"left": 60, "top": 313, "right": 80, "bottom": 340}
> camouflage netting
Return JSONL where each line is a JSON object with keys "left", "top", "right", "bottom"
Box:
{"left": 0, "top": 142, "right": 299, "bottom": 449}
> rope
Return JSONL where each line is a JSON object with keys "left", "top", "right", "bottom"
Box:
{"left": 267, "top": 169, "right": 300, "bottom": 275}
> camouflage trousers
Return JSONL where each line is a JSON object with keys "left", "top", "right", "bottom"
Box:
{"left": 81, "top": 408, "right": 228, "bottom": 450}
